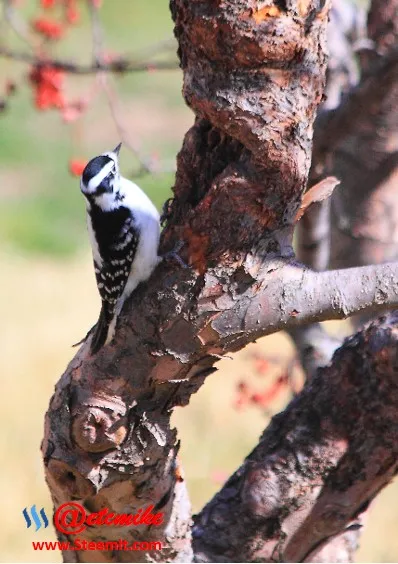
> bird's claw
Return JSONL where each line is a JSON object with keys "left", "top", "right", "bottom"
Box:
{"left": 162, "top": 240, "right": 189, "bottom": 269}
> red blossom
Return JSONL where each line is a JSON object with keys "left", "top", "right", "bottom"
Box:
{"left": 91, "top": 0, "right": 102, "bottom": 7}
{"left": 61, "top": 99, "right": 87, "bottom": 123}
{"left": 69, "top": 159, "right": 87, "bottom": 177}
{"left": 40, "top": 0, "right": 56, "bottom": 8}
{"left": 65, "top": 0, "right": 80, "bottom": 24}
{"left": 250, "top": 372, "right": 289, "bottom": 408}
{"left": 29, "top": 65, "right": 65, "bottom": 110}
{"left": 32, "top": 17, "right": 64, "bottom": 40}
{"left": 211, "top": 470, "right": 229, "bottom": 485}
{"left": 234, "top": 380, "right": 251, "bottom": 410}
{"left": 253, "top": 357, "right": 270, "bottom": 375}
{"left": 66, "top": 5, "right": 79, "bottom": 24}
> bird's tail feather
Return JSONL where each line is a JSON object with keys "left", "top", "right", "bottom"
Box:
{"left": 72, "top": 324, "right": 96, "bottom": 348}
{"left": 90, "top": 304, "right": 112, "bottom": 354}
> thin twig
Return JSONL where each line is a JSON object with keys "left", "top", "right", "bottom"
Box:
{"left": 2, "top": 0, "right": 37, "bottom": 49}
{"left": 311, "top": 47, "right": 398, "bottom": 177}
{"left": 99, "top": 74, "right": 175, "bottom": 177}
{"left": 132, "top": 38, "right": 176, "bottom": 60}
{"left": 86, "top": 0, "right": 104, "bottom": 67}
{"left": 1, "top": 0, "right": 179, "bottom": 74}
{"left": 0, "top": 45, "right": 179, "bottom": 73}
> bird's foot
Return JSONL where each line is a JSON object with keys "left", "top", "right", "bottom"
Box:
{"left": 162, "top": 240, "right": 189, "bottom": 269}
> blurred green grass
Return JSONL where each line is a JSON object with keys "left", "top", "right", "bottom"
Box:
{"left": 1, "top": 1, "right": 398, "bottom": 563}
{"left": 0, "top": 0, "right": 186, "bottom": 257}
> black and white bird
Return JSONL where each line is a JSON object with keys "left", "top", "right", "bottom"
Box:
{"left": 80, "top": 143, "right": 160, "bottom": 353}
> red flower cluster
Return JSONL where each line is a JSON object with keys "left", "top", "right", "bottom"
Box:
{"left": 234, "top": 372, "right": 289, "bottom": 410}
{"left": 29, "top": 65, "right": 65, "bottom": 110}
{"left": 66, "top": 0, "right": 80, "bottom": 25}
{"left": 23, "top": 0, "right": 103, "bottom": 174}
{"left": 69, "top": 159, "right": 87, "bottom": 176}
{"left": 32, "top": 17, "right": 64, "bottom": 39}
{"left": 40, "top": 0, "right": 56, "bottom": 8}
{"left": 35, "top": 0, "right": 81, "bottom": 38}
{"left": 250, "top": 372, "right": 289, "bottom": 407}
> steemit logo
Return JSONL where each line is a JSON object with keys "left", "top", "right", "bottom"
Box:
{"left": 22, "top": 505, "right": 49, "bottom": 532}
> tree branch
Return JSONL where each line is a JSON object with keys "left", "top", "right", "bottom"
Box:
{"left": 41, "top": 1, "right": 398, "bottom": 562}
{"left": 0, "top": 45, "right": 179, "bottom": 73}
{"left": 2, "top": 0, "right": 38, "bottom": 49}
{"left": 193, "top": 312, "right": 398, "bottom": 562}
{"left": 287, "top": 323, "right": 341, "bottom": 380}
{"left": 210, "top": 260, "right": 398, "bottom": 345}
{"left": 327, "top": 0, "right": 398, "bottom": 324}
{"left": 99, "top": 75, "right": 173, "bottom": 177}
{"left": 296, "top": 200, "right": 332, "bottom": 271}
{"left": 311, "top": 47, "right": 398, "bottom": 180}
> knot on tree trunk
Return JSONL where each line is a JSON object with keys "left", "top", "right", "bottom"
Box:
{"left": 72, "top": 405, "right": 128, "bottom": 453}
{"left": 68, "top": 392, "right": 129, "bottom": 453}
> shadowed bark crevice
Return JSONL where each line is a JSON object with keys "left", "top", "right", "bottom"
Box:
{"left": 193, "top": 313, "right": 398, "bottom": 563}
{"left": 42, "top": 1, "right": 398, "bottom": 562}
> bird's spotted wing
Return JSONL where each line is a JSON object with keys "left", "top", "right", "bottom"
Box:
{"left": 90, "top": 221, "right": 140, "bottom": 353}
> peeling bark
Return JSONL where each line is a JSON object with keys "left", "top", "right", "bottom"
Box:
{"left": 42, "top": 1, "right": 398, "bottom": 562}
{"left": 193, "top": 313, "right": 398, "bottom": 562}
{"left": 327, "top": 0, "right": 398, "bottom": 273}
{"left": 291, "top": 2, "right": 398, "bottom": 559}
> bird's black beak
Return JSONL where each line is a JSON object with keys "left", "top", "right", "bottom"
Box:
{"left": 113, "top": 142, "right": 122, "bottom": 156}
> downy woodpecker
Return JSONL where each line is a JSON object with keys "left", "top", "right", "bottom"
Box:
{"left": 80, "top": 143, "right": 160, "bottom": 353}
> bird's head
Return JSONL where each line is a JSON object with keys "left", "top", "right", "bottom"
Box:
{"left": 80, "top": 143, "right": 122, "bottom": 205}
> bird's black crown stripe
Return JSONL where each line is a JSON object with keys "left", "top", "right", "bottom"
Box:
{"left": 82, "top": 155, "right": 114, "bottom": 185}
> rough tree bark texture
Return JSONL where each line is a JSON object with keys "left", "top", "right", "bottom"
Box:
{"left": 327, "top": 0, "right": 398, "bottom": 272}
{"left": 289, "top": 2, "right": 398, "bottom": 559}
{"left": 296, "top": 0, "right": 365, "bottom": 272}
{"left": 193, "top": 312, "right": 398, "bottom": 562}
{"left": 42, "top": 1, "right": 398, "bottom": 562}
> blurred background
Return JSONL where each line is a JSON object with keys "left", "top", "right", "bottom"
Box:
{"left": 1, "top": 0, "right": 397, "bottom": 562}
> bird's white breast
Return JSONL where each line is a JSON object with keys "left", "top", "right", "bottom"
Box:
{"left": 119, "top": 176, "right": 161, "bottom": 298}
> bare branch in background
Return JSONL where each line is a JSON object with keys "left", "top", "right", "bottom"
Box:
{"left": 2, "top": 0, "right": 38, "bottom": 49}
{"left": 328, "top": 0, "right": 398, "bottom": 327}
{"left": 0, "top": 45, "right": 179, "bottom": 74}
{"left": 85, "top": 1, "right": 176, "bottom": 177}
{"left": 86, "top": 0, "right": 104, "bottom": 67}
{"left": 99, "top": 74, "right": 176, "bottom": 177}
{"left": 295, "top": 0, "right": 366, "bottom": 274}
{"left": 193, "top": 313, "right": 398, "bottom": 562}
{"left": 287, "top": 323, "right": 341, "bottom": 380}
{"left": 296, "top": 200, "right": 332, "bottom": 271}
{"left": 311, "top": 48, "right": 398, "bottom": 181}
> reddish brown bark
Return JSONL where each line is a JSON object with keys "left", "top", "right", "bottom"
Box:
{"left": 327, "top": 0, "right": 398, "bottom": 272}
{"left": 291, "top": 2, "right": 398, "bottom": 559}
{"left": 193, "top": 313, "right": 398, "bottom": 562}
{"left": 42, "top": 1, "right": 398, "bottom": 562}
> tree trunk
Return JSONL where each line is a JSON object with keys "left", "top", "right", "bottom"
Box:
{"left": 42, "top": 1, "right": 398, "bottom": 562}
